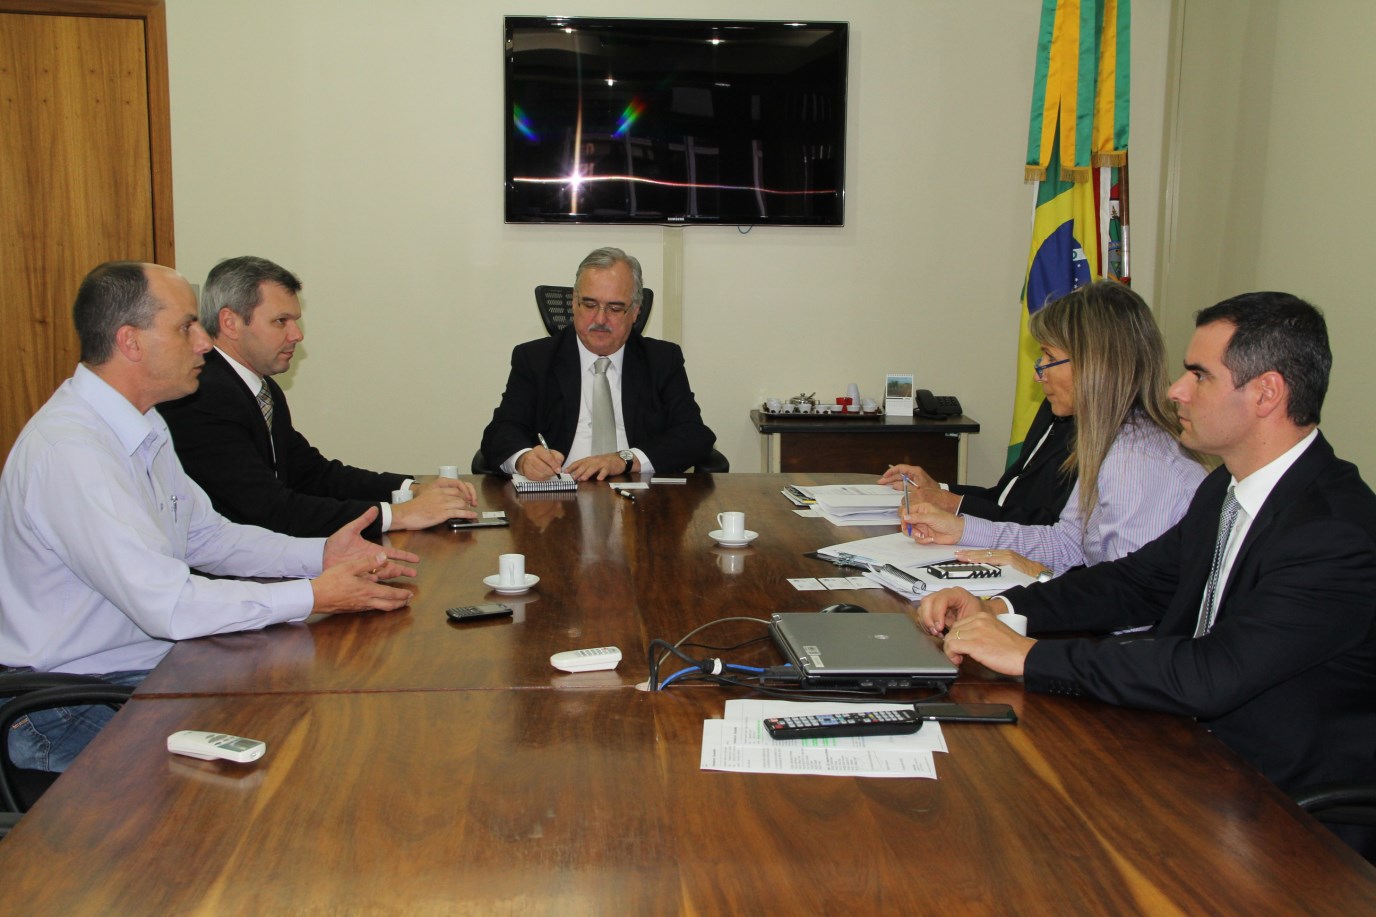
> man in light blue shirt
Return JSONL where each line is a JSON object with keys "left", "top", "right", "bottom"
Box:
{"left": 0, "top": 261, "right": 418, "bottom": 771}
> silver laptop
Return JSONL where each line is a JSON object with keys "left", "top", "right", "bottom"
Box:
{"left": 770, "top": 612, "right": 958, "bottom": 688}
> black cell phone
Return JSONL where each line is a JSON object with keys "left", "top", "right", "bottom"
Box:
{"left": 912, "top": 703, "right": 1017, "bottom": 724}
{"left": 925, "top": 562, "right": 1000, "bottom": 579}
{"left": 446, "top": 516, "right": 510, "bottom": 530}
{"left": 445, "top": 603, "right": 514, "bottom": 623}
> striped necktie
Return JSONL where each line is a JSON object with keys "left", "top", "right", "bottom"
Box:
{"left": 256, "top": 380, "right": 274, "bottom": 431}
{"left": 1194, "top": 487, "right": 1240, "bottom": 637}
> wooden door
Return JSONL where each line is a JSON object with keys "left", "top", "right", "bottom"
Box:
{"left": 0, "top": 0, "right": 173, "bottom": 457}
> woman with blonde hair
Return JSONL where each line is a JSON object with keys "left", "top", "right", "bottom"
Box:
{"left": 903, "top": 280, "right": 1206, "bottom": 578}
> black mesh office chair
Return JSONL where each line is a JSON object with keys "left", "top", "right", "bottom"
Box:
{"left": 534, "top": 285, "right": 654, "bottom": 336}
{"left": 0, "top": 672, "right": 134, "bottom": 834}
{"left": 469, "top": 287, "right": 729, "bottom": 473}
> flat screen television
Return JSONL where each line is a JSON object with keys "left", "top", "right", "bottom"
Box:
{"left": 504, "top": 17, "right": 849, "bottom": 226}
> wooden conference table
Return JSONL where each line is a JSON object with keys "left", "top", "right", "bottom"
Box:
{"left": 1, "top": 474, "right": 1373, "bottom": 914}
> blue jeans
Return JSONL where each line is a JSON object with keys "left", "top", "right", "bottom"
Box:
{"left": 5, "top": 669, "right": 149, "bottom": 773}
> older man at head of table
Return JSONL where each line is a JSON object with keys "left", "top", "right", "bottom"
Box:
{"left": 479, "top": 246, "right": 715, "bottom": 482}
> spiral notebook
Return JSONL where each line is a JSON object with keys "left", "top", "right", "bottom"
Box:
{"left": 512, "top": 472, "right": 577, "bottom": 493}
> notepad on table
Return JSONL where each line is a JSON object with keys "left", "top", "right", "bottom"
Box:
{"left": 512, "top": 472, "right": 577, "bottom": 492}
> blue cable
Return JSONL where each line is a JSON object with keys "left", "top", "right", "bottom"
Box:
{"left": 658, "top": 662, "right": 766, "bottom": 689}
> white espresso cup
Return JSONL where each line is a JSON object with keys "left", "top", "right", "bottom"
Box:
{"left": 438, "top": 465, "right": 459, "bottom": 479}
{"left": 498, "top": 553, "right": 526, "bottom": 587}
{"left": 717, "top": 511, "right": 746, "bottom": 540}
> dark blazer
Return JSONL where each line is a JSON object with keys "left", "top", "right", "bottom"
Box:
{"left": 950, "top": 399, "right": 1076, "bottom": 525}
{"left": 160, "top": 349, "right": 408, "bottom": 540}
{"left": 479, "top": 328, "right": 715, "bottom": 474}
{"left": 1005, "top": 433, "right": 1376, "bottom": 792}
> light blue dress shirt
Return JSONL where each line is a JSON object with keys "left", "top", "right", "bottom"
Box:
{"left": 0, "top": 365, "right": 320, "bottom": 674}
{"left": 961, "top": 417, "right": 1206, "bottom": 573}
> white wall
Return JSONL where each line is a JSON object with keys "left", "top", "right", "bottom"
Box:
{"left": 1161, "top": 0, "right": 1376, "bottom": 474}
{"left": 166, "top": 0, "right": 1173, "bottom": 483}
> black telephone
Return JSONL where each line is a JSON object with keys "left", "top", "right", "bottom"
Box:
{"left": 915, "top": 390, "right": 963, "bottom": 419}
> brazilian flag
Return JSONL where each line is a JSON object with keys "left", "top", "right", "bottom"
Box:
{"left": 1011, "top": 0, "right": 1129, "bottom": 464}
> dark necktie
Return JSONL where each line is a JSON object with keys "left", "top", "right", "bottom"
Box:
{"left": 256, "top": 380, "right": 274, "bottom": 431}
{"left": 1194, "top": 487, "right": 1240, "bottom": 637}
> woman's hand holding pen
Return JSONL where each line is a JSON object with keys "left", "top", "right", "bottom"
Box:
{"left": 901, "top": 501, "right": 965, "bottom": 545}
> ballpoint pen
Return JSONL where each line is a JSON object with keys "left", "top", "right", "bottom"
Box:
{"left": 880, "top": 564, "right": 927, "bottom": 595}
{"left": 615, "top": 488, "right": 637, "bottom": 503}
{"left": 822, "top": 551, "right": 875, "bottom": 571}
{"left": 537, "top": 433, "right": 550, "bottom": 451}
{"left": 902, "top": 473, "right": 912, "bottom": 536}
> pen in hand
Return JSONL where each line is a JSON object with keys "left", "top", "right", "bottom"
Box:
{"left": 902, "top": 473, "right": 912, "bottom": 536}
{"left": 537, "top": 433, "right": 550, "bottom": 451}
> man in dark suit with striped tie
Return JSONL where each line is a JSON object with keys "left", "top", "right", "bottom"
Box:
{"left": 917, "top": 292, "right": 1376, "bottom": 860}
{"left": 161, "top": 256, "right": 476, "bottom": 540}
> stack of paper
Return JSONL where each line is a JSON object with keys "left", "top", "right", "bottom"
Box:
{"left": 794, "top": 484, "right": 904, "bottom": 527}
{"left": 700, "top": 699, "right": 947, "bottom": 778}
{"left": 817, "top": 532, "right": 1036, "bottom": 599}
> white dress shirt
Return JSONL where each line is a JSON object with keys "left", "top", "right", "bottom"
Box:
{"left": 0, "top": 364, "right": 320, "bottom": 674}
{"left": 502, "top": 338, "right": 652, "bottom": 473}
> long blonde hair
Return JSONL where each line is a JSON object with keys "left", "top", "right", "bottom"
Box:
{"left": 1029, "top": 280, "right": 1190, "bottom": 521}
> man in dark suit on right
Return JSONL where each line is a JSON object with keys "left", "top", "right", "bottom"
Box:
{"left": 917, "top": 291, "right": 1376, "bottom": 860}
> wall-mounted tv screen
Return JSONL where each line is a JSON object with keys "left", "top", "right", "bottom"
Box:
{"left": 504, "top": 17, "right": 848, "bottom": 226}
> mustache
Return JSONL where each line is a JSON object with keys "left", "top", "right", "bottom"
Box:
{"left": 589, "top": 322, "right": 613, "bottom": 333}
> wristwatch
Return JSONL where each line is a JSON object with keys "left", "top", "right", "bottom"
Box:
{"left": 617, "top": 449, "right": 636, "bottom": 476}
{"left": 1036, "top": 568, "right": 1054, "bottom": 583}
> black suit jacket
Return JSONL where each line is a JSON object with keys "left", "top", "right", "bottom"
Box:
{"left": 160, "top": 349, "right": 408, "bottom": 539}
{"left": 1005, "top": 433, "right": 1376, "bottom": 792}
{"left": 479, "top": 328, "right": 715, "bottom": 474}
{"left": 950, "top": 399, "right": 1076, "bottom": 525}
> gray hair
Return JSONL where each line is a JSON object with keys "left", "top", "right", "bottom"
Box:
{"left": 73, "top": 262, "right": 162, "bottom": 364}
{"left": 574, "top": 247, "right": 643, "bottom": 309}
{"left": 200, "top": 256, "right": 302, "bottom": 336}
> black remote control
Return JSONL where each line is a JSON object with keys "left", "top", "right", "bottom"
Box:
{"left": 763, "top": 709, "right": 923, "bottom": 740}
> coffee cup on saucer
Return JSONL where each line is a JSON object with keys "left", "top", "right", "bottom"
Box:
{"left": 484, "top": 553, "right": 540, "bottom": 595}
{"left": 711, "top": 511, "right": 758, "bottom": 547}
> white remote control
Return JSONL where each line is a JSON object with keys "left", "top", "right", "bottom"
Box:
{"left": 167, "top": 730, "right": 267, "bottom": 763}
{"left": 549, "top": 646, "right": 622, "bottom": 673}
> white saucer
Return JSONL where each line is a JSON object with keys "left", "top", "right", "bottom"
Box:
{"left": 483, "top": 573, "right": 540, "bottom": 595}
{"left": 709, "top": 529, "right": 758, "bottom": 548}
